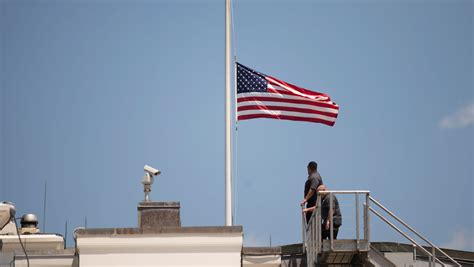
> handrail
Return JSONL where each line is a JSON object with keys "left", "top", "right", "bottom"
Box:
{"left": 302, "top": 191, "right": 370, "bottom": 266}
{"left": 302, "top": 190, "right": 461, "bottom": 267}
{"left": 369, "top": 207, "right": 445, "bottom": 266}
{"left": 302, "top": 194, "right": 321, "bottom": 267}
{"left": 369, "top": 196, "right": 461, "bottom": 267}
{"left": 321, "top": 190, "right": 370, "bottom": 194}
{"left": 301, "top": 207, "right": 306, "bottom": 253}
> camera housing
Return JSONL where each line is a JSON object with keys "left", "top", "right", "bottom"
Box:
{"left": 144, "top": 165, "right": 161, "bottom": 176}
{"left": 142, "top": 165, "right": 161, "bottom": 202}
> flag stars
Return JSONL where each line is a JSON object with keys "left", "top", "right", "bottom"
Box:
{"left": 236, "top": 63, "right": 267, "bottom": 94}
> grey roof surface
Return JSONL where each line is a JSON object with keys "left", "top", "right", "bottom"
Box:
{"left": 280, "top": 243, "right": 304, "bottom": 255}
{"left": 371, "top": 242, "right": 474, "bottom": 263}
{"left": 137, "top": 201, "right": 180, "bottom": 208}
{"left": 242, "top": 246, "right": 282, "bottom": 256}
{"left": 274, "top": 242, "right": 474, "bottom": 263}
{"left": 9, "top": 248, "right": 75, "bottom": 259}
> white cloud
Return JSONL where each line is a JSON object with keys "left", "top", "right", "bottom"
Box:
{"left": 442, "top": 228, "right": 474, "bottom": 252}
{"left": 439, "top": 102, "right": 474, "bottom": 129}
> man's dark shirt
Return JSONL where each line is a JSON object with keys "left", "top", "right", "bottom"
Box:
{"left": 321, "top": 194, "right": 342, "bottom": 228}
{"left": 304, "top": 171, "right": 323, "bottom": 208}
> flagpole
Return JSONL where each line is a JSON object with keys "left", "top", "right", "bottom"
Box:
{"left": 225, "top": 0, "right": 233, "bottom": 226}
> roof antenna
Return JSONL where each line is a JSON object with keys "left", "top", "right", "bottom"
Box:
{"left": 64, "top": 220, "right": 68, "bottom": 248}
{"left": 43, "top": 181, "right": 47, "bottom": 232}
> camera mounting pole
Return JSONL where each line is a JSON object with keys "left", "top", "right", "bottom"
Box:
{"left": 142, "top": 173, "right": 154, "bottom": 202}
{"left": 142, "top": 165, "right": 161, "bottom": 202}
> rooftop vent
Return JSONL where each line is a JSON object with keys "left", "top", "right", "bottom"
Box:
{"left": 20, "top": 213, "right": 40, "bottom": 234}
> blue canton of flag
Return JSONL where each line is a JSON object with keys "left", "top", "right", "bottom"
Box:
{"left": 237, "top": 63, "right": 267, "bottom": 93}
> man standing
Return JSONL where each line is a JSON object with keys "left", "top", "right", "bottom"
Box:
{"left": 300, "top": 161, "right": 323, "bottom": 222}
{"left": 303, "top": 185, "right": 342, "bottom": 240}
{"left": 318, "top": 185, "right": 342, "bottom": 240}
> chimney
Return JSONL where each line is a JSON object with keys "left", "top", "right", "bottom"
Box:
{"left": 137, "top": 202, "right": 181, "bottom": 229}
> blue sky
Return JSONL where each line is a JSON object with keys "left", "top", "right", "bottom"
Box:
{"left": 1, "top": 0, "right": 473, "bottom": 251}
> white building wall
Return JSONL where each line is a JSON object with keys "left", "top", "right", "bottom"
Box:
{"left": 14, "top": 257, "right": 76, "bottom": 267}
{"left": 0, "top": 234, "right": 74, "bottom": 267}
{"left": 77, "top": 233, "right": 243, "bottom": 267}
{"left": 81, "top": 252, "right": 240, "bottom": 267}
{"left": 0, "top": 234, "right": 64, "bottom": 251}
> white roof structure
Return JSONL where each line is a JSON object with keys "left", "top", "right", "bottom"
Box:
{"left": 76, "top": 227, "right": 243, "bottom": 267}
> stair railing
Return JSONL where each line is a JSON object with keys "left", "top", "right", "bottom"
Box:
{"left": 303, "top": 190, "right": 370, "bottom": 267}
{"left": 368, "top": 196, "right": 461, "bottom": 267}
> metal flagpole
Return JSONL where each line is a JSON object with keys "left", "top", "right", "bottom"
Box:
{"left": 225, "top": 0, "right": 233, "bottom": 226}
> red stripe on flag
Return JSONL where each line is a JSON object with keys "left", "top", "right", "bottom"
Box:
{"left": 266, "top": 88, "right": 338, "bottom": 105}
{"left": 238, "top": 114, "right": 336, "bottom": 126}
{"left": 237, "top": 105, "right": 338, "bottom": 118}
{"left": 237, "top": 96, "right": 339, "bottom": 110}
{"left": 266, "top": 76, "right": 331, "bottom": 100}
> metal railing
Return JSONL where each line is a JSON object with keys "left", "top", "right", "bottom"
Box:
{"left": 368, "top": 196, "right": 461, "bottom": 267}
{"left": 302, "top": 191, "right": 460, "bottom": 267}
{"left": 302, "top": 190, "right": 371, "bottom": 266}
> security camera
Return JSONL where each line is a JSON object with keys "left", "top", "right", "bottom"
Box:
{"left": 0, "top": 202, "right": 16, "bottom": 230}
{"left": 144, "top": 165, "right": 161, "bottom": 176}
{"left": 142, "top": 165, "right": 161, "bottom": 202}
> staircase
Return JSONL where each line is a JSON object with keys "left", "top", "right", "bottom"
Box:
{"left": 302, "top": 191, "right": 461, "bottom": 267}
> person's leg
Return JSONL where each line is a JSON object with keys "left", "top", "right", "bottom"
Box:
{"left": 322, "top": 228, "right": 338, "bottom": 240}
{"left": 321, "top": 226, "right": 329, "bottom": 240}
{"left": 305, "top": 211, "right": 313, "bottom": 223}
{"left": 333, "top": 228, "right": 339, "bottom": 240}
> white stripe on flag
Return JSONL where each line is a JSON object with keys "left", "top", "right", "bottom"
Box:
{"left": 237, "top": 100, "right": 339, "bottom": 114}
{"left": 237, "top": 92, "right": 338, "bottom": 106}
{"left": 266, "top": 77, "right": 330, "bottom": 101}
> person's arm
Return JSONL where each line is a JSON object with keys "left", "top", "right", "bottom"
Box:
{"left": 303, "top": 206, "right": 316, "bottom": 213}
{"left": 301, "top": 177, "right": 319, "bottom": 206}
{"left": 324, "top": 218, "right": 330, "bottom": 230}
{"left": 300, "top": 189, "right": 315, "bottom": 206}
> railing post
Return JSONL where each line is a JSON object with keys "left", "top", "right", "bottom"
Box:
{"left": 355, "top": 192, "right": 360, "bottom": 250}
{"left": 365, "top": 193, "right": 370, "bottom": 244}
{"left": 329, "top": 192, "right": 334, "bottom": 250}
{"left": 317, "top": 194, "right": 322, "bottom": 254}
{"left": 312, "top": 230, "right": 314, "bottom": 259}
{"left": 313, "top": 214, "right": 316, "bottom": 266}
{"left": 413, "top": 244, "right": 417, "bottom": 262}
{"left": 311, "top": 214, "right": 316, "bottom": 262}
{"left": 302, "top": 208, "right": 306, "bottom": 253}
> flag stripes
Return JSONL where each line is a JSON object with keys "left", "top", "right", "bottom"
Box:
{"left": 236, "top": 63, "right": 339, "bottom": 126}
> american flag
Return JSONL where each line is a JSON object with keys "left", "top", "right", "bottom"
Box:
{"left": 236, "top": 63, "right": 339, "bottom": 126}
